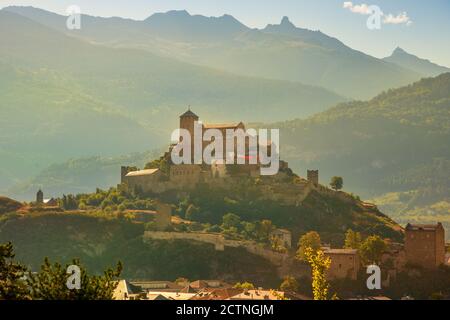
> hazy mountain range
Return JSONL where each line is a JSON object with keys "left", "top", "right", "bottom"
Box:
{"left": 0, "top": 8, "right": 344, "bottom": 191}
{"left": 1, "top": 6, "right": 450, "bottom": 204}
{"left": 384, "top": 47, "right": 450, "bottom": 78}
{"left": 4, "top": 6, "right": 441, "bottom": 100}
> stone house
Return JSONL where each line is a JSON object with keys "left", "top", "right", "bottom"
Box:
{"left": 324, "top": 248, "right": 360, "bottom": 281}
{"left": 404, "top": 223, "right": 446, "bottom": 268}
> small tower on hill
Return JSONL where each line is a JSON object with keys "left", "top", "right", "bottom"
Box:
{"left": 36, "top": 189, "right": 44, "bottom": 204}
{"left": 307, "top": 170, "right": 319, "bottom": 185}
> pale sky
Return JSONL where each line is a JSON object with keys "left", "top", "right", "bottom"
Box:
{"left": 1, "top": 0, "right": 450, "bottom": 67}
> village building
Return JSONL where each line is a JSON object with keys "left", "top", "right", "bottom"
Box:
{"left": 404, "top": 223, "right": 446, "bottom": 269}
{"left": 324, "top": 248, "right": 360, "bottom": 281}
{"left": 113, "top": 280, "right": 145, "bottom": 300}
{"left": 270, "top": 228, "right": 292, "bottom": 249}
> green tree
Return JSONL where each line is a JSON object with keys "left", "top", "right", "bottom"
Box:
{"left": 255, "top": 219, "right": 274, "bottom": 242}
{"left": 60, "top": 194, "right": 78, "bottom": 210}
{"left": 344, "top": 229, "right": 362, "bottom": 250}
{"left": 222, "top": 213, "right": 241, "bottom": 230}
{"left": 304, "top": 247, "right": 331, "bottom": 300}
{"left": 28, "top": 258, "right": 122, "bottom": 300}
{"left": 185, "top": 204, "right": 200, "bottom": 221}
{"left": 145, "top": 157, "right": 170, "bottom": 175}
{"left": 0, "top": 242, "right": 30, "bottom": 300}
{"left": 297, "top": 231, "right": 321, "bottom": 261}
{"left": 233, "top": 282, "right": 255, "bottom": 290}
{"left": 359, "top": 235, "right": 387, "bottom": 265}
{"left": 330, "top": 176, "right": 344, "bottom": 191}
{"left": 280, "top": 276, "right": 299, "bottom": 293}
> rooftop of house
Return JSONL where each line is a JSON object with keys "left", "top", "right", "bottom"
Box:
{"left": 189, "top": 280, "right": 229, "bottom": 289}
{"left": 191, "top": 288, "right": 243, "bottom": 300}
{"left": 147, "top": 294, "right": 169, "bottom": 301}
{"left": 229, "top": 289, "right": 285, "bottom": 300}
{"left": 350, "top": 296, "right": 392, "bottom": 300}
{"left": 324, "top": 248, "right": 358, "bottom": 255}
{"left": 405, "top": 223, "right": 444, "bottom": 231}
{"left": 203, "top": 122, "right": 243, "bottom": 129}
{"left": 271, "top": 228, "right": 291, "bottom": 235}
{"left": 125, "top": 168, "right": 159, "bottom": 177}
{"left": 129, "top": 280, "right": 183, "bottom": 291}
{"left": 148, "top": 291, "right": 197, "bottom": 300}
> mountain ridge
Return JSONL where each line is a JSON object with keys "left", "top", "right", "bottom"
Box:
{"left": 2, "top": 5, "right": 424, "bottom": 99}
{"left": 383, "top": 47, "right": 450, "bottom": 78}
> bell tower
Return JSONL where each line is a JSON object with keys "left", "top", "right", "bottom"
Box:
{"left": 179, "top": 107, "right": 199, "bottom": 163}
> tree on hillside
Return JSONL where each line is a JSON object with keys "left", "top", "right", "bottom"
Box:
{"left": 304, "top": 247, "right": 331, "bottom": 300}
{"left": 296, "top": 231, "right": 322, "bottom": 261}
{"left": 28, "top": 258, "right": 122, "bottom": 300}
{"left": 280, "top": 276, "right": 300, "bottom": 293}
{"left": 255, "top": 220, "right": 274, "bottom": 242}
{"left": 222, "top": 213, "right": 241, "bottom": 230}
{"left": 60, "top": 194, "right": 78, "bottom": 210}
{"left": 145, "top": 157, "right": 170, "bottom": 175}
{"left": 359, "top": 235, "right": 387, "bottom": 265}
{"left": 0, "top": 242, "right": 30, "bottom": 300}
{"left": 344, "top": 229, "right": 362, "bottom": 250}
{"left": 185, "top": 204, "right": 201, "bottom": 221}
{"left": 233, "top": 282, "right": 255, "bottom": 290}
{"left": 330, "top": 176, "right": 344, "bottom": 191}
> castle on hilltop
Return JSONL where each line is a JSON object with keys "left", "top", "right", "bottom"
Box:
{"left": 121, "top": 109, "right": 293, "bottom": 194}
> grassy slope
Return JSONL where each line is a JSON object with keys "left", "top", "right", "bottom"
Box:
{"left": 0, "top": 212, "right": 279, "bottom": 286}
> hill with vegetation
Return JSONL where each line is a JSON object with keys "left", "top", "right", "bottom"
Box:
{"left": 0, "top": 197, "right": 22, "bottom": 214}
{"left": 0, "top": 212, "right": 279, "bottom": 286}
{"left": 271, "top": 73, "right": 450, "bottom": 237}
{"left": 0, "top": 168, "right": 404, "bottom": 286}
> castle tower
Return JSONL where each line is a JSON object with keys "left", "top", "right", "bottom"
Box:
{"left": 155, "top": 202, "right": 172, "bottom": 231}
{"left": 307, "top": 170, "right": 319, "bottom": 185}
{"left": 121, "top": 166, "right": 129, "bottom": 184}
{"left": 36, "top": 189, "right": 44, "bottom": 204}
{"left": 179, "top": 107, "right": 199, "bottom": 163}
{"left": 405, "top": 223, "right": 446, "bottom": 268}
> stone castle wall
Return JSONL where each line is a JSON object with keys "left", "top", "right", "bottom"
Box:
{"left": 143, "top": 231, "right": 290, "bottom": 269}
